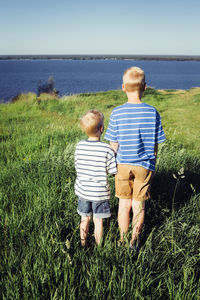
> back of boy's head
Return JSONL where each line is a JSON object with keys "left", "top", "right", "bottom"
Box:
{"left": 123, "top": 66, "right": 145, "bottom": 92}
{"left": 80, "top": 109, "right": 104, "bottom": 136}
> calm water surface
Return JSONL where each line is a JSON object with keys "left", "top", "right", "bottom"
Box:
{"left": 0, "top": 59, "right": 200, "bottom": 102}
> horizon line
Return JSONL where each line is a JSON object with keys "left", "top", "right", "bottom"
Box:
{"left": 1, "top": 54, "right": 200, "bottom": 61}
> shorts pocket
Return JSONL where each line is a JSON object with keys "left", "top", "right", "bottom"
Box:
{"left": 102, "top": 201, "right": 110, "bottom": 214}
{"left": 115, "top": 178, "right": 132, "bottom": 197}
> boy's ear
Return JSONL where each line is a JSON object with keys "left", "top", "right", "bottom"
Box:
{"left": 122, "top": 84, "right": 126, "bottom": 93}
{"left": 100, "top": 125, "right": 104, "bottom": 133}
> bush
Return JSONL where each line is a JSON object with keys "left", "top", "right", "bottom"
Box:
{"left": 37, "top": 75, "right": 59, "bottom": 97}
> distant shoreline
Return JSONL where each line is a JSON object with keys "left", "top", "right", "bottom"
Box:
{"left": 1, "top": 54, "right": 200, "bottom": 61}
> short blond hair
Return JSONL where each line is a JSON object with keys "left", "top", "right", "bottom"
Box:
{"left": 123, "top": 67, "right": 145, "bottom": 92}
{"left": 80, "top": 110, "right": 104, "bottom": 136}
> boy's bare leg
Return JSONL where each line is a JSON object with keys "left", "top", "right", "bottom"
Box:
{"left": 80, "top": 216, "right": 91, "bottom": 246}
{"left": 118, "top": 198, "right": 132, "bottom": 242}
{"left": 93, "top": 217, "right": 103, "bottom": 245}
{"left": 130, "top": 199, "right": 145, "bottom": 246}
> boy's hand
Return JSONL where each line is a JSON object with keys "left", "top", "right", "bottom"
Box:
{"left": 110, "top": 142, "right": 119, "bottom": 153}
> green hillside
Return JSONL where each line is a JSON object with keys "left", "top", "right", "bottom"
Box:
{"left": 0, "top": 88, "right": 200, "bottom": 299}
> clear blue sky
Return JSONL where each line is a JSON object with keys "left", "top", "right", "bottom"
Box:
{"left": 0, "top": 0, "right": 199, "bottom": 55}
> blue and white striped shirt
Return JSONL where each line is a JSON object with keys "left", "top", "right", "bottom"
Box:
{"left": 75, "top": 140, "right": 117, "bottom": 201}
{"left": 104, "top": 102, "right": 166, "bottom": 171}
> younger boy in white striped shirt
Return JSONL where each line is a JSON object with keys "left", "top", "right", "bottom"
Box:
{"left": 75, "top": 110, "right": 117, "bottom": 246}
{"left": 104, "top": 67, "right": 166, "bottom": 251}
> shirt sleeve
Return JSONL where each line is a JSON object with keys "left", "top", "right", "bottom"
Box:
{"left": 74, "top": 143, "right": 79, "bottom": 171}
{"left": 155, "top": 111, "right": 166, "bottom": 144}
{"left": 104, "top": 110, "right": 118, "bottom": 142}
{"left": 106, "top": 148, "right": 117, "bottom": 175}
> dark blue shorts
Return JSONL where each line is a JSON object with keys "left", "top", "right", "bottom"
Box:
{"left": 77, "top": 197, "right": 111, "bottom": 219}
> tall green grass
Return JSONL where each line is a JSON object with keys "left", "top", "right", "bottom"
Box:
{"left": 0, "top": 89, "right": 200, "bottom": 299}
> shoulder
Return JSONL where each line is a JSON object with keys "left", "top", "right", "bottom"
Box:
{"left": 98, "top": 141, "right": 111, "bottom": 149}
{"left": 76, "top": 140, "right": 86, "bottom": 146}
{"left": 142, "top": 103, "right": 157, "bottom": 111}
{"left": 99, "top": 141, "right": 115, "bottom": 152}
{"left": 75, "top": 140, "right": 87, "bottom": 149}
{"left": 142, "top": 104, "right": 163, "bottom": 123}
{"left": 111, "top": 103, "right": 127, "bottom": 114}
{"left": 142, "top": 103, "right": 161, "bottom": 117}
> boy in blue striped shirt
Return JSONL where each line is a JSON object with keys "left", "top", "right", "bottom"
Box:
{"left": 104, "top": 67, "right": 166, "bottom": 250}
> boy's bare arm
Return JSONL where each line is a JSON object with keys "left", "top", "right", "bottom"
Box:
{"left": 110, "top": 141, "right": 119, "bottom": 153}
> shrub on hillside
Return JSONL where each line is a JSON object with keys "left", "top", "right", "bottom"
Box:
{"left": 37, "top": 75, "right": 59, "bottom": 97}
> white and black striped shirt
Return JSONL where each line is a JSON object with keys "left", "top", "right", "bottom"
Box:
{"left": 75, "top": 140, "right": 117, "bottom": 201}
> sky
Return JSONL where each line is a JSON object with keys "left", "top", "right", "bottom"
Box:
{"left": 0, "top": 0, "right": 200, "bottom": 55}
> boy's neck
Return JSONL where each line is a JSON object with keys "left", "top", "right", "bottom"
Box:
{"left": 126, "top": 91, "right": 143, "bottom": 104}
{"left": 88, "top": 136, "right": 101, "bottom": 141}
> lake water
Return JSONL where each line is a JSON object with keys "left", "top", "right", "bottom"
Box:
{"left": 0, "top": 59, "right": 200, "bottom": 103}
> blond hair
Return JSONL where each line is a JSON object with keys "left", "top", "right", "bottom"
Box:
{"left": 123, "top": 67, "right": 145, "bottom": 92}
{"left": 80, "top": 110, "right": 104, "bottom": 136}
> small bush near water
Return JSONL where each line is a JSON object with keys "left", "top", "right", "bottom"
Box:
{"left": 37, "top": 75, "right": 59, "bottom": 97}
{"left": 0, "top": 89, "right": 200, "bottom": 299}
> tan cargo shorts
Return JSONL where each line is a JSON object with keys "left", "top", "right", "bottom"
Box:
{"left": 115, "top": 164, "right": 154, "bottom": 201}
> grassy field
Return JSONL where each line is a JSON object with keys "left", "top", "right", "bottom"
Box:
{"left": 0, "top": 88, "right": 200, "bottom": 299}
